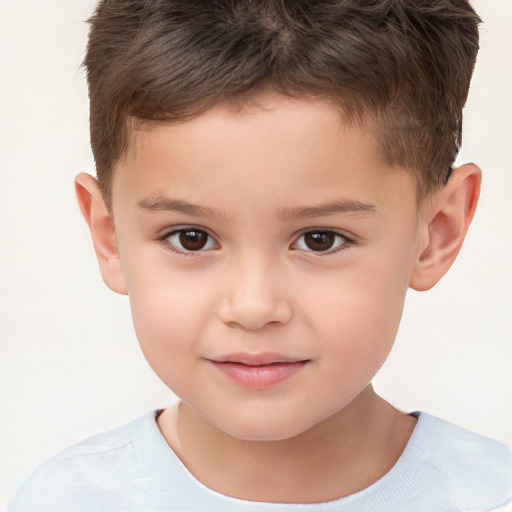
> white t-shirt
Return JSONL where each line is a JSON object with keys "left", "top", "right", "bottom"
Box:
{"left": 8, "top": 409, "right": 512, "bottom": 512}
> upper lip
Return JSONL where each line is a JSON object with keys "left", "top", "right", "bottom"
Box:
{"left": 209, "top": 352, "right": 308, "bottom": 366}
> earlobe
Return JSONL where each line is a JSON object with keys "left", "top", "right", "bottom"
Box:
{"left": 75, "top": 173, "right": 128, "bottom": 295}
{"left": 409, "top": 163, "right": 481, "bottom": 291}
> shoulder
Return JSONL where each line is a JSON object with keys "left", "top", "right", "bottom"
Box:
{"left": 414, "top": 412, "right": 512, "bottom": 469}
{"left": 8, "top": 411, "right": 158, "bottom": 512}
{"left": 404, "top": 412, "right": 512, "bottom": 510}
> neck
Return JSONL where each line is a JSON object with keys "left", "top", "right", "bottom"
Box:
{"left": 158, "top": 386, "right": 416, "bottom": 504}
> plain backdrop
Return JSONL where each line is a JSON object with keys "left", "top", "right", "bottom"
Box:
{"left": 0, "top": 0, "right": 511, "bottom": 508}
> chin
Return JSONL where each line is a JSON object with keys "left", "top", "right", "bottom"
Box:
{"left": 216, "top": 413, "right": 315, "bottom": 442}
{"left": 227, "top": 427, "right": 301, "bottom": 443}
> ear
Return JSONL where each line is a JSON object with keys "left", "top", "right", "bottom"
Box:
{"left": 409, "top": 163, "right": 481, "bottom": 291}
{"left": 75, "top": 173, "right": 127, "bottom": 295}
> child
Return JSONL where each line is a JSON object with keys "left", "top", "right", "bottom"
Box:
{"left": 8, "top": 0, "right": 512, "bottom": 510}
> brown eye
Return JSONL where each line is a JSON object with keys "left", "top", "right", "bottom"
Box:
{"left": 294, "top": 230, "right": 348, "bottom": 253}
{"left": 165, "top": 228, "right": 217, "bottom": 253}
{"left": 179, "top": 230, "right": 208, "bottom": 250}
{"left": 304, "top": 232, "right": 335, "bottom": 251}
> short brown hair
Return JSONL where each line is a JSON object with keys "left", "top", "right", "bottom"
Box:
{"left": 83, "top": 0, "right": 480, "bottom": 203}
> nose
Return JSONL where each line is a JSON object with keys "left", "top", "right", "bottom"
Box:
{"left": 217, "top": 254, "right": 293, "bottom": 330}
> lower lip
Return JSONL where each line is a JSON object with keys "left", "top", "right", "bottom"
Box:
{"left": 209, "top": 361, "right": 308, "bottom": 389}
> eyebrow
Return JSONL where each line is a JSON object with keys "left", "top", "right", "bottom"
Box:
{"left": 137, "top": 196, "right": 223, "bottom": 220}
{"left": 137, "top": 196, "right": 377, "bottom": 221}
{"left": 276, "top": 199, "right": 377, "bottom": 220}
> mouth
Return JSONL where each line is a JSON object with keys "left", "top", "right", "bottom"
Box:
{"left": 207, "top": 353, "right": 310, "bottom": 389}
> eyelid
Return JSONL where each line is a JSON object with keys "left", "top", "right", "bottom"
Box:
{"left": 158, "top": 226, "right": 355, "bottom": 257}
{"left": 291, "top": 228, "right": 354, "bottom": 256}
{"left": 159, "top": 225, "right": 220, "bottom": 256}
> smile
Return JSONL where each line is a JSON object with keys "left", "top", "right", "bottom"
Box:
{"left": 207, "top": 353, "right": 309, "bottom": 389}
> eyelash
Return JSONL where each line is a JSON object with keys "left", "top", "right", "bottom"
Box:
{"left": 293, "top": 228, "right": 352, "bottom": 257}
{"left": 159, "top": 226, "right": 354, "bottom": 257}
{"left": 159, "top": 226, "right": 217, "bottom": 258}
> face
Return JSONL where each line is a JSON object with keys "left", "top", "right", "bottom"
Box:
{"left": 110, "top": 93, "right": 423, "bottom": 441}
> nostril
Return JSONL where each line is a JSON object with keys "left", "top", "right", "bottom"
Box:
{"left": 218, "top": 300, "right": 293, "bottom": 330}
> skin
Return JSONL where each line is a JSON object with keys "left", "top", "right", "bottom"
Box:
{"left": 76, "top": 92, "right": 481, "bottom": 503}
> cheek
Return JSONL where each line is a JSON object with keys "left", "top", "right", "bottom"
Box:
{"left": 312, "top": 289, "right": 403, "bottom": 357}
{"left": 124, "top": 245, "right": 214, "bottom": 332}
{"left": 305, "top": 258, "right": 410, "bottom": 374}
{"left": 125, "top": 264, "right": 215, "bottom": 381}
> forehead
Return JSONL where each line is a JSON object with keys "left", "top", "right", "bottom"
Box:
{"left": 112, "top": 93, "right": 415, "bottom": 215}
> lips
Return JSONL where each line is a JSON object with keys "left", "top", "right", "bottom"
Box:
{"left": 207, "top": 353, "right": 309, "bottom": 389}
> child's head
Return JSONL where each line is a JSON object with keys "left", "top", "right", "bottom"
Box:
{"left": 76, "top": 0, "right": 482, "bottom": 442}
{"left": 83, "top": 0, "right": 480, "bottom": 205}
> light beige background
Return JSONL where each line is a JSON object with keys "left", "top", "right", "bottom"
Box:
{"left": 0, "top": 0, "right": 511, "bottom": 508}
